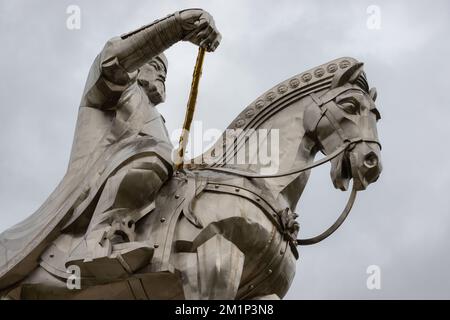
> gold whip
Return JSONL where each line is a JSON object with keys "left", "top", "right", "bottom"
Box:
{"left": 175, "top": 47, "right": 206, "bottom": 170}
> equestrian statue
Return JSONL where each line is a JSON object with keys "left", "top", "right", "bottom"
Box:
{"left": 0, "top": 9, "right": 382, "bottom": 299}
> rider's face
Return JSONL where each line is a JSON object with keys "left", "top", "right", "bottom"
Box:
{"left": 137, "top": 60, "right": 167, "bottom": 105}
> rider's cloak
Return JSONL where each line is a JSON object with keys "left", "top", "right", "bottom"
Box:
{"left": 0, "top": 50, "right": 173, "bottom": 290}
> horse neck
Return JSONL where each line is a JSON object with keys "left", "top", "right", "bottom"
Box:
{"left": 259, "top": 95, "right": 319, "bottom": 211}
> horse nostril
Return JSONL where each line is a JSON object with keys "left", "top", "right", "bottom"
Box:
{"left": 364, "top": 152, "right": 378, "bottom": 168}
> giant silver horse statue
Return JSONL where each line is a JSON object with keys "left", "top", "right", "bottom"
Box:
{"left": 0, "top": 9, "right": 382, "bottom": 299}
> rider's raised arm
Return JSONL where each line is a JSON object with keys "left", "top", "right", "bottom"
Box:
{"left": 80, "top": 9, "right": 221, "bottom": 110}
{"left": 104, "top": 9, "right": 221, "bottom": 74}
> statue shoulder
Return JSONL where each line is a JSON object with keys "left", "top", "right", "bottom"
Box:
{"left": 80, "top": 47, "right": 137, "bottom": 110}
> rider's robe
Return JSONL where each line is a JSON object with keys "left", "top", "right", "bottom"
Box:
{"left": 0, "top": 38, "right": 174, "bottom": 290}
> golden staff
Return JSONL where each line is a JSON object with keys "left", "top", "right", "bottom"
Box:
{"left": 175, "top": 47, "right": 206, "bottom": 170}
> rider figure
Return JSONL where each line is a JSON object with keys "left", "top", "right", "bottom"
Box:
{"left": 66, "top": 9, "right": 221, "bottom": 271}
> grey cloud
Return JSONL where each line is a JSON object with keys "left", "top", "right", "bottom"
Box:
{"left": 0, "top": 0, "right": 449, "bottom": 299}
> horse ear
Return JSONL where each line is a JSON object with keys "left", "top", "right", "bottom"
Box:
{"left": 331, "top": 62, "right": 364, "bottom": 89}
{"left": 369, "top": 87, "right": 378, "bottom": 101}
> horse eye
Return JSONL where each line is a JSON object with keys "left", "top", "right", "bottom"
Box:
{"left": 338, "top": 101, "right": 359, "bottom": 115}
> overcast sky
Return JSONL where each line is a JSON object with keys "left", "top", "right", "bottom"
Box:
{"left": 1, "top": 0, "right": 449, "bottom": 299}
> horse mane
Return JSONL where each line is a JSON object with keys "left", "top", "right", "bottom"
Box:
{"left": 188, "top": 57, "right": 362, "bottom": 170}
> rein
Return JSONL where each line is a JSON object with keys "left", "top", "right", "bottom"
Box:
{"left": 196, "top": 138, "right": 366, "bottom": 246}
{"left": 194, "top": 87, "right": 380, "bottom": 246}
{"left": 296, "top": 183, "right": 356, "bottom": 245}
{"left": 197, "top": 138, "right": 370, "bottom": 179}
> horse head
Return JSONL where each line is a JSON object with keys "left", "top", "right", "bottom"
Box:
{"left": 303, "top": 62, "right": 382, "bottom": 191}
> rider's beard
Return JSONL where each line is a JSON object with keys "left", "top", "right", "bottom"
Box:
{"left": 146, "top": 81, "right": 166, "bottom": 105}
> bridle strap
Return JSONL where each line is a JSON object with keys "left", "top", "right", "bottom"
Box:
{"left": 196, "top": 137, "right": 378, "bottom": 179}
{"left": 309, "top": 91, "right": 382, "bottom": 149}
{"left": 310, "top": 92, "right": 350, "bottom": 146}
{"left": 197, "top": 141, "right": 349, "bottom": 178}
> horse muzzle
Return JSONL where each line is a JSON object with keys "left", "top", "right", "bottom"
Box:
{"left": 348, "top": 141, "right": 382, "bottom": 191}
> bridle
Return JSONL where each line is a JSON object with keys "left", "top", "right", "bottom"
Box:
{"left": 197, "top": 85, "right": 381, "bottom": 246}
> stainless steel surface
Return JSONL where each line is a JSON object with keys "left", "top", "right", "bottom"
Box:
{"left": 0, "top": 9, "right": 381, "bottom": 300}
